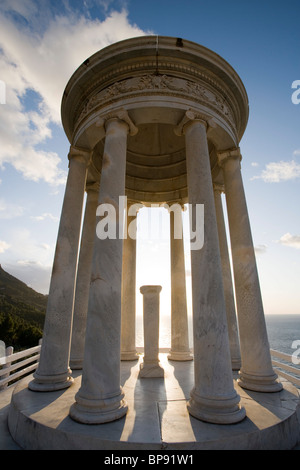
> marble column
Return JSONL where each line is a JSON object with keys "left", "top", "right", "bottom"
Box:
{"left": 70, "top": 182, "right": 99, "bottom": 369}
{"left": 69, "top": 111, "right": 138, "bottom": 424}
{"left": 121, "top": 201, "right": 139, "bottom": 361}
{"left": 29, "top": 146, "right": 91, "bottom": 391}
{"left": 213, "top": 184, "right": 241, "bottom": 370}
{"left": 175, "top": 110, "right": 245, "bottom": 424}
{"left": 218, "top": 148, "right": 282, "bottom": 392}
{"left": 168, "top": 206, "right": 193, "bottom": 361}
{"left": 139, "top": 285, "right": 164, "bottom": 378}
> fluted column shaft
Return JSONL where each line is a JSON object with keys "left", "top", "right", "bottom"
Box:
{"left": 70, "top": 182, "right": 99, "bottom": 369}
{"left": 180, "top": 112, "right": 245, "bottom": 424}
{"left": 70, "top": 113, "right": 137, "bottom": 424}
{"left": 213, "top": 185, "right": 241, "bottom": 370}
{"left": 168, "top": 206, "right": 193, "bottom": 361}
{"left": 29, "top": 146, "right": 91, "bottom": 391}
{"left": 218, "top": 149, "right": 282, "bottom": 392}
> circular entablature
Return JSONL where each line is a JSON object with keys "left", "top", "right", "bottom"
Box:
{"left": 62, "top": 36, "right": 249, "bottom": 203}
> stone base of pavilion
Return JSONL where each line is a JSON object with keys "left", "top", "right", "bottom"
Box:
{"left": 8, "top": 353, "right": 300, "bottom": 450}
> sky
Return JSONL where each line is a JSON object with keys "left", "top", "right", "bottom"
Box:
{"left": 0, "top": 0, "right": 299, "bottom": 324}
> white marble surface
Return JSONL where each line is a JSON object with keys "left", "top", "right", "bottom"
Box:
{"left": 70, "top": 118, "right": 130, "bottom": 424}
{"left": 219, "top": 149, "right": 282, "bottom": 393}
{"left": 70, "top": 184, "right": 99, "bottom": 369}
{"left": 214, "top": 185, "right": 241, "bottom": 370}
{"left": 29, "top": 147, "right": 91, "bottom": 391}
{"left": 7, "top": 357, "right": 300, "bottom": 450}
{"left": 168, "top": 209, "right": 193, "bottom": 361}
{"left": 184, "top": 117, "right": 245, "bottom": 424}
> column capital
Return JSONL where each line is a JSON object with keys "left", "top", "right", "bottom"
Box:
{"left": 127, "top": 200, "right": 144, "bottom": 218}
{"left": 174, "top": 109, "right": 216, "bottom": 136}
{"left": 163, "top": 201, "right": 186, "bottom": 213}
{"left": 68, "top": 145, "right": 92, "bottom": 166}
{"left": 213, "top": 183, "right": 225, "bottom": 194}
{"left": 85, "top": 181, "right": 100, "bottom": 194}
{"left": 127, "top": 198, "right": 141, "bottom": 208}
{"left": 97, "top": 108, "right": 138, "bottom": 136}
{"left": 217, "top": 147, "right": 242, "bottom": 168}
{"left": 140, "top": 285, "right": 162, "bottom": 295}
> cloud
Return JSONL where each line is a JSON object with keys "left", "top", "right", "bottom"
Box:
{"left": 251, "top": 160, "right": 300, "bottom": 183}
{"left": 39, "top": 243, "right": 50, "bottom": 250}
{"left": 4, "top": 227, "right": 54, "bottom": 265}
{"left": 1, "top": 226, "right": 54, "bottom": 292}
{"left": 251, "top": 162, "right": 259, "bottom": 167}
{"left": 0, "top": 241, "right": 11, "bottom": 253}
{"left": 0, "top": 4, "right": 149, "bottom": 185}
{"left": 0, "top": 198, "right": 25, "bottom": 219}
{"left": 278, "top": 233, "right": 300, "bottom": 250}
{"left": 9, "top": 259, "right": 52, "bottom": 293}
{"left": 0, "top": 0, "right": 38, "bottom": 21}
{"left": 254, "top": 244, "right": 267, "bottom": 255}
{"left": 30, "top": 212, "right": 59, "bottom": 222}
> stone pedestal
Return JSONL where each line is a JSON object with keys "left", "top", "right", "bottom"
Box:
{"left": 139, "top": 285, "right": 164, "bottom": 378}
{"left": 218, "top": 149, "right": 282, "bottom": 393}
{"left": 29, "top": 146, "right": 91, "bottom": 392}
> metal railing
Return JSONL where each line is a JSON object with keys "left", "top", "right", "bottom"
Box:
{"left": 0, "top": 340, "right": 41, "bottom": 390}
{"left": 270, "top": 348, "right": 300, "bottom": 388}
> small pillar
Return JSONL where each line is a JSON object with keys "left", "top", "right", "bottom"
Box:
{"left": 139, "top": 285, "right": 164, "bottom": 378}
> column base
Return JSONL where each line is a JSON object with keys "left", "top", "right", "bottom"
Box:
{"left": 69, "top": 358, "right": 83, "bottom": 370}
{"left": 167, "top": 350, "right": 193, "bottom": 361}
{"left": 69, "top": 388, "right": 128, "bottom": 424}
{"left": 237, "top": 369, "right": 283, "bottom": 392}
{"left": 187, "top": 388, "right": 246, "bottom": 424}
{"left": 121, "top": 350, "right": 139, "bottom": 361}
{"left": 28, "top": 369, "right": 74, "bottom": 392}
{"left": 231, "top": 357, "right": 242, "bottom": 371}
{"left": 139, "top": 362, "right": 164, "bottom": 378}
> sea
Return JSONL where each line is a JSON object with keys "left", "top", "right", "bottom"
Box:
{"left": 265, "top": 314, "right": 300, "bottom": 356}
{"left": 136, "top": 313, "right": 300, "bottom": 358}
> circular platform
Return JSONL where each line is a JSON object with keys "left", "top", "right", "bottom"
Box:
{"left": 8, "top": 354, "right": 300, "bottom": 450}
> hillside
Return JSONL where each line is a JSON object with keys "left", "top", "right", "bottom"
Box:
{"left": 0, "top": 265, "right": 47, "bottom": 312}
{"left": 0, "top": 265, "right": 47, "bottom": 349}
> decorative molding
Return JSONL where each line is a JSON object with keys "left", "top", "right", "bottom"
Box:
{"left": 76, "top": 60, "right": 239, "bottom": 112}
{"left": 217, "top": 148, "right": 242, "bottom": 167}
{"left": 68, "top": 145, "right": 92, "bottom": 166}
{"left": 213, "top": 183, "right": 225, "bottom": 194}
{"left": 86, "top": 181, "right": 100, "bottom": 193}
{"left": 96, "top": 108, "right": 138, "bottom": 136}
{"left": 75, "top": 74, "right": 235, "bottom": 132}
{"left": 174, "top": 109, "right": 216, "bottom": 136}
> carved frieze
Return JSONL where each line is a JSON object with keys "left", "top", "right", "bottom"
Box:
{"left": 75, "top": 74, "right": 236, "bottom": 131}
